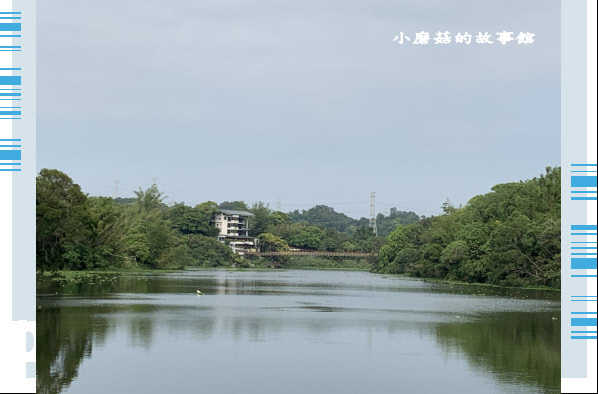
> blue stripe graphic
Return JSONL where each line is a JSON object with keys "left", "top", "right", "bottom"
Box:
{"left": 0, "top": 76, "right": 21, "bottom": 85}
{"left": 571, "top": 318, "right": 598, "bottom": 326}
{"left": 572, "top": 176, "right": 598, "bottom": 187}
{"left": 0, "top": 150, "right": 21, "bottom": 160}
{"left": 0, "top": 23, "right": 20, "bottom": 31}
{"left": 571, "top": 225, "right": 598, "bottom": 230}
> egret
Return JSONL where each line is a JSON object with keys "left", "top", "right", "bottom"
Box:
{"left": 196, "top": 290, "right": 202, "bottom": 295}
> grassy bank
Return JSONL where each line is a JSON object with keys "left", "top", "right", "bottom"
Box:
{"left": 418, "top": 277, "right": 561, "bottom": 292}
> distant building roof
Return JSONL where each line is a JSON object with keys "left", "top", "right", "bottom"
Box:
{"left": 217, "top": 209, "right": 254, "bottom": 217}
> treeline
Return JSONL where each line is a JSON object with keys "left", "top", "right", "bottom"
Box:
{"left": 36, "top": 169, "right": 236, "bottom": 271}
{"left": 38, "top": 167, "right": 561, "bottom": 287}
{"left": 375, "top": 167, "right": 561, "bottom": 288}
{"left": 36, "top": 169, "right": 386, "bottom": 271}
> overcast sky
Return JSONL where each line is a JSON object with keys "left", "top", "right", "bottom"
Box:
{"left": 37, "top": 0, "right": 560, "bottom": 218}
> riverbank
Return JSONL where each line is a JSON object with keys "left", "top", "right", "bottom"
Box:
{"left": 418, "top": 277, "right": 560, "bottom": 292}
{"left": 38, "top": 263, "right": 561, "bottom": 291}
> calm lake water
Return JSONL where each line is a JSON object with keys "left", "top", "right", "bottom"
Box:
{"left": 37, "top": 269, "right": 560, "bottom": 394}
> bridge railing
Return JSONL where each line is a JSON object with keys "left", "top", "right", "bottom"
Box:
{"left": 246, "top": 251, "right": 371, "bottom": 258}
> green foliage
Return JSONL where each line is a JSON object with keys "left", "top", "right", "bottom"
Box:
{"left": 257, "top": 233, "right": 289, "bottom": 252}
{"left": 377, "top": 167, "right": 561, "bottom": 289}
{"left": 375, "top": 208, "right": 421, "bottom": 237}
{"left": 249, "top": 202, "right": 273, "bottom": 237}
{"left": 39, "top": 166, "right": 560, "bottom": 285}
{"left": 167, "top": 203, "right": 218, "bottom": 236}
{"left": 36, "top": 170, "right": 384, "bottom": 272}
{"left": 36, "top": 169, "right": 94, "bottom": 271}
{"left": 134, "top": 184, "right": 166, "bottom": 212}
{"left": 218, "top": 201, "right": 248, "bottom": 210}
{"left": 187, "top": 234, "right": 236, "bottom": 267}
{"left": 288, "top": 225, "right": 325, "bottom": 249}
{"left": 289, "top": 204, "right": 419, "bottom": 237}
{"left": 36, "top": 170, "right": 237, "bottom": 271}
{"left": 288, "top": 205, "right": 358, "bottom": 233}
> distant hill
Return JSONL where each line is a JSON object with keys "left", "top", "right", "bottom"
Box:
{"left": 288, "top": 205, "right": 419, "bottom": 236}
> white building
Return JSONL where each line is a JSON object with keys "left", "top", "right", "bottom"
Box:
{"left": 211, "top": 209, "right": 258, "bottom": 255}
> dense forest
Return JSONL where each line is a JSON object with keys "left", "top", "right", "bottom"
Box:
{"left": 36, "top": 167, "right": 561, "bottom": 289}
{"left": 374, "top": 167, "right": 561, "bottom": 288}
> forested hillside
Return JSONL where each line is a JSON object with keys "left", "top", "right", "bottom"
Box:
{"left": 375, "top": 167, "right": 561, "bottom": 288}
{"left": 288, "top": 205, "right": 419, "bottom": 237}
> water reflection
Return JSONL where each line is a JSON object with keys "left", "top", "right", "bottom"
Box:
{"left": 37, "top": 307, "right": 109, "bottom": 394}
{"left": 435, "top": 312, "right": 560, "bottom": 393}
{"left": 37, "top": 270, "right": 560, "bottom": 394}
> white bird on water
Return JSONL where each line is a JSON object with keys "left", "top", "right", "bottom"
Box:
{"left": 196, "top": 290, "right": 202, "bottom": 295}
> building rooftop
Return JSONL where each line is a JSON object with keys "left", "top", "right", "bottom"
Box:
{"left": 217, "top": 209, "right": 254, "bottom": 217}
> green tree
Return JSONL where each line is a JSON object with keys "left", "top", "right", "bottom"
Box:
{"left": 257, "top": 233, "right": 290, "bottom": 252}
{"left": 218, "top": 201, "right": 248, "bottom": 210}
{"left": 36, "top": 169, "right": 93, "bottom": 271}
{"left": 288, "top": 226, "right": 325, "bottom": 249}
{"left": 249, "top": 202, "right": 272, "bottom": 236}
{"left": 167, "top": 203, "right": 218, "bottom": 236}
{"left": 134, "top": 184, "right": 165, "bottom": 213}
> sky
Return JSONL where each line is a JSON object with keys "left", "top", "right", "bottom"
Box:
{"left": 37, "top": 0, "right": 561, "bottom": 218}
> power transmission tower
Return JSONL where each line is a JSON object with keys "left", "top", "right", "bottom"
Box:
{"left": 113, "top": 181, "right": 119, "bottom": 199}
{"left": 275, "top": 197, "right": 282, "bottom": 212}
{"left": 370, "top": 192, "right": 377, "bottom": 236}
{"left": 152, "top": 176, "right": 158, "bottom": 186}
